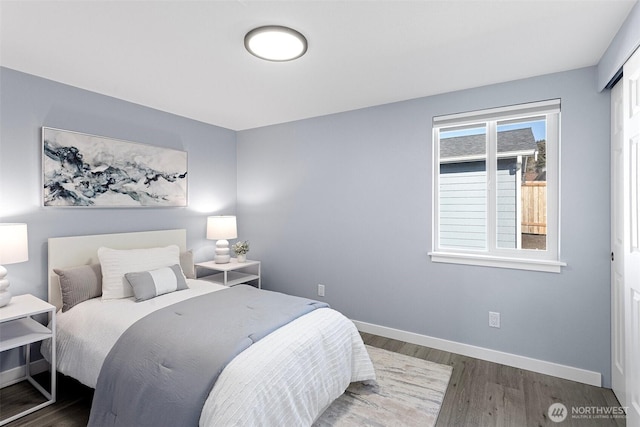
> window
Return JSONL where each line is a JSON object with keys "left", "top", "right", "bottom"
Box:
{"left": 430, "top": 100, "right": 565, "bottom": 272}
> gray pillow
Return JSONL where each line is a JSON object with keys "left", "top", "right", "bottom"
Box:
{"left": 125, "top": 264, "right": 188, "bottom": 302}
{"left": 54, "top": 264, "right": 102, "bottom": 312}
{"left": 180, "top": 250, "right": 196, "bottom": 279}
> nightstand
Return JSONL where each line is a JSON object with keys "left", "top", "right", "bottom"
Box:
{"left": 195, "top": 258, "right": 261, "bottom": 289}
{"left": 0, "top": 294, "right": 56, "bottom": 426}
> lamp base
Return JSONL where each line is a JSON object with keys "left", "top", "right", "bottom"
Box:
{"left": 0, "top": 289, "right": 11, "bottom": 307}
{"left": 214, "top": 239, "right": 231, "bottom": 264}
{"left": 214, "top": 255, "right": 231, "bottom": 264}
{"left": 0, "top": 269, "right": 10, "bottom": 307}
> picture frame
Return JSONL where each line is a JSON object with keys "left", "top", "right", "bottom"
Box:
{"left": 42, "top": 127, "right": 188, "bottom": 207}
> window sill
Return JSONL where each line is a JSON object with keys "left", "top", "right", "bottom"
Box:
{"left": 428, "top": 251, "right": 566, "bottom": 273}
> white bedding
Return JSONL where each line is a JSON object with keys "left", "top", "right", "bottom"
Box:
{"left": 41, "top": 279, "right": 375, "bottom": 425}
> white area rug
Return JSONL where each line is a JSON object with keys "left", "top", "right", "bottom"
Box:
{"left": 314, "top": 345, "right": 453, "bottom": 427}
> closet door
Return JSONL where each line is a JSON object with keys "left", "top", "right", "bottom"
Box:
{"left": 611, "top": 77, "right": 625, "bottom": 406}
{"left": 623, "top": 46, "right": 640, "bottom": 427}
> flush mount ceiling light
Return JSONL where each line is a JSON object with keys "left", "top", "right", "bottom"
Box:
{"left": 244, "top": 26, "right": 307, "bottom": 62}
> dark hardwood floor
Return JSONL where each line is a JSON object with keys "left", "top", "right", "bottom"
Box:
{"left": 361, "top": 333, "right": 625, "bottom": 427}
{"left": 0, "top": 333, "right": 625, "bottom": 426}
{"left": 1, "top": 373, "right": 91, "bottom": 427}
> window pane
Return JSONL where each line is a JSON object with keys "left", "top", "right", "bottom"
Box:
{"left": 439, "top": 126, "right": 487, "bottom": 250}
{"left": 496, "top": 119, "right": 547, "bottom": 250}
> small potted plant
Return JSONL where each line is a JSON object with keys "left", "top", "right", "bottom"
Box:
{"left": 232, "top": 240, "right": 249, "bottom": 262}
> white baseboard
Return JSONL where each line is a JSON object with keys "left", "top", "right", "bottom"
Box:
{"left": 0, "top": 359, "right": 50, "bottom": 388}
{"left": 353, "top": 319, "right": 602, "bottom": 387}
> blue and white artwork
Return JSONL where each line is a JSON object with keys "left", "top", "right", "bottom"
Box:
{"left": 42, "top": 127, "right": 187, "bottom": 207}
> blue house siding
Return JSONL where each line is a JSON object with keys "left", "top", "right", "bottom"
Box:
{"left": 440, "top": 159, "right": 516, "bottom": 249}
{"left": 439, "top": 161, "right": 487, "bottom": 249}
{"left": 496, "top": 159, "right": 517, "bottom": 248}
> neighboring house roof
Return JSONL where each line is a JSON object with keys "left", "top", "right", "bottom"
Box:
{"left": 440, "top": 128, "right": 537, "bottom": 161}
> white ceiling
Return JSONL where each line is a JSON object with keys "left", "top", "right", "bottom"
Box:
{"left": 0, "top": 0, "right": 636, "bottom": 131}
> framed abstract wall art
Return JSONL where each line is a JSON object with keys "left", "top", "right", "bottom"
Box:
{"left": 42, "top": 127, "right": 188, "bottom": 207}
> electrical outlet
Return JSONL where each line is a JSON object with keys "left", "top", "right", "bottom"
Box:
{"left": 489, "top": 311, "right": 501, "bottom": 328}
{"left": 318, "top": 284, "right": 325, "bottom": 297}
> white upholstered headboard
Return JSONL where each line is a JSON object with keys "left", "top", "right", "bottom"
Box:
{"left": 48, "top": 229, "right": 187, "bottom": 311}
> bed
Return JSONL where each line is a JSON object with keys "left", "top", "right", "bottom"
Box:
{"left": 41, "top": 229, "right": 375, "bottom": 426}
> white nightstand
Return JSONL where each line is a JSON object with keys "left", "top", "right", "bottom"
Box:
{"left": 195, "top": 258, "right": 261, "bottom": 289}
{"left": 0, "top": 294, "right": 56, "bottom": 426}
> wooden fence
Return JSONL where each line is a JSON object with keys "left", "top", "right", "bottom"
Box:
{"left": 521, "top": 181, "right": 547, "bottom": 235}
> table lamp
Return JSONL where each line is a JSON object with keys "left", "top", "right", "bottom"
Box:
{"left": 207, "top": 216, "right": 237, "bottom": 264}
{"left": 0, "top": 223, "right": 29, "bottom": 307}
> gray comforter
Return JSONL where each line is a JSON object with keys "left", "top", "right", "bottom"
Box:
{"left": 87, "top": 285, "right": 329, "bottom": 427}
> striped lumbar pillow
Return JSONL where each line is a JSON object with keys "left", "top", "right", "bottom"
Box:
{"left": 125, "top": 264, "right": 188, "bottom": 302}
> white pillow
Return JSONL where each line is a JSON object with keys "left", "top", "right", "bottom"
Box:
{"left": 98, "top": 245, "right": 181, "bottom": 300}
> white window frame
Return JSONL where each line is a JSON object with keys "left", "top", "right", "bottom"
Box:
{"left": 429, "top": 99, "right": 566, "bottom": 273}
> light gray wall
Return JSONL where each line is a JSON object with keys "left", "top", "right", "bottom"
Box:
{"left": 237, "top": 66, "right": 613, "bottom": 386}
{"left": 0, "top": 67, "right": 237, "bottom": 369}
{"left": 598, "top": 0, "right": 640, "bottom": 89}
